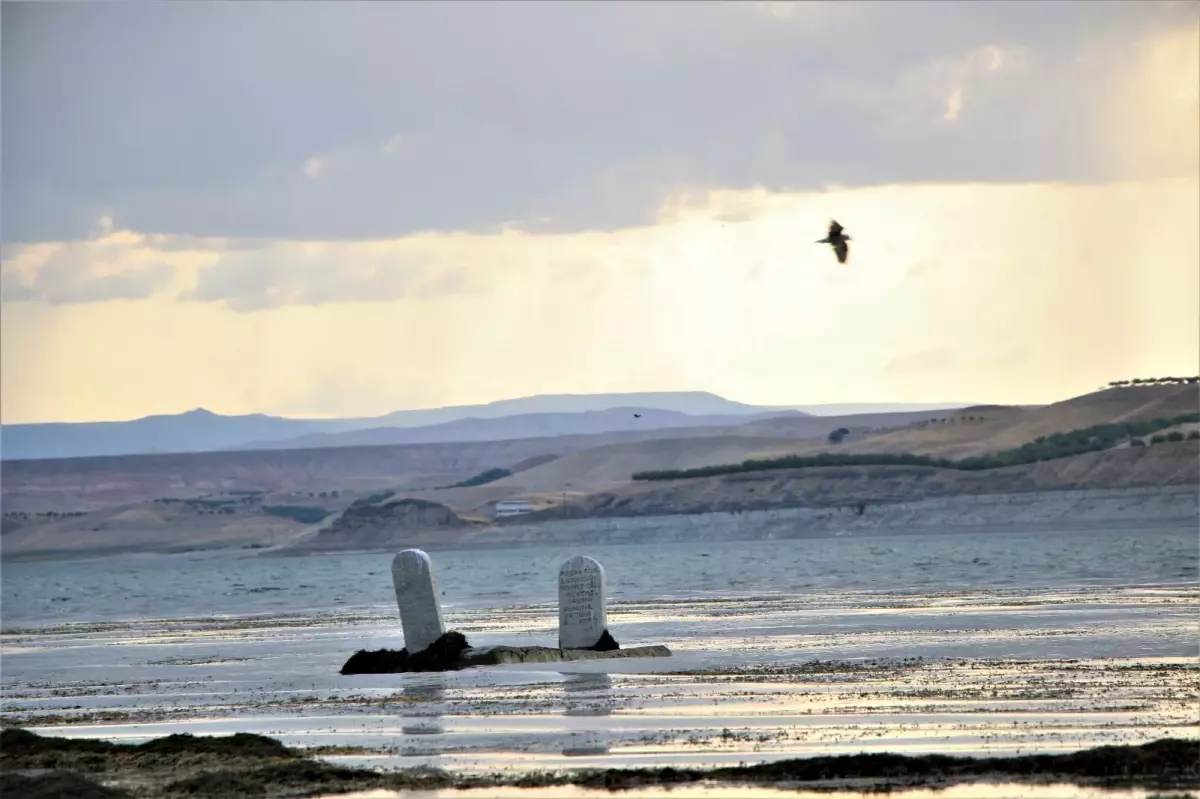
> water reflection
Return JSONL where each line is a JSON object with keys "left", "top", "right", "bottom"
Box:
{"left": 563, "top": 673, "right": 615, "bottom": 717}
{"left": 561, "top": 673, "right": 614, "bottom": 757}
{"left": 399, "top": 673, "right": 446, "bottom": 737}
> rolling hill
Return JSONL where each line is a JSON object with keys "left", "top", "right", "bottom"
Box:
{"left": 0, "top": 391, "right": 979, "bottom": 461}
{"left": 0, "top": 391, "right": 788, "bottom": 461}
{"left": 226, "top": 407, "right": 809, "bottom": 452}
{"left": 3, "top": 383, "right": 1193, "bottom": 558}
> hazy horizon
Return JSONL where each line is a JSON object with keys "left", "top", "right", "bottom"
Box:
{"left": 3, "top": 1, "right": 1198, "bottom": 425}
{"left": 1, "top": 391, "right": 988, "bottom": 427}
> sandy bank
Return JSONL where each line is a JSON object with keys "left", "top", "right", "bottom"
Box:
{"left": 452, "top": 485, "right": 1197, "bottom": 550}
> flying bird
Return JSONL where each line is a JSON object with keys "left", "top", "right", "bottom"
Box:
{"left": 633, "top": 413, "right": 641, "bottom": 418}
{"left": 816, "top": 220, "right": 851, "bottom": 264}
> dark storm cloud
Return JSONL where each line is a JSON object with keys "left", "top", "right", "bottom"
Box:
{"left": 2, "top": 0, "right": 1194, "bottom": 243}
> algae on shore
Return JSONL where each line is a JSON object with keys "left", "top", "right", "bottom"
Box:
{"left": 2, "top": 729, "right": 1197, "bottom": 799}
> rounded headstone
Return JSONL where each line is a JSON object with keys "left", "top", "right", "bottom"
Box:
{"left": 558, "top": 555, "right": 607, "bottom": 649}
{"left": 392, "top": 549, "right": 445, "bottom": 654}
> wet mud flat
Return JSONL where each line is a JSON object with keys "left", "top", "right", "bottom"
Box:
{"left": 3, "top": 727, "right": 1198, "bottom": 799}
{"left": 3, "top": 583, "right": 1198, "bottom": 796}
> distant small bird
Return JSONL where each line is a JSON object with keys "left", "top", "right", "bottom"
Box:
{"left": 633, "top": 413, "right": 641, "bottom": 418}
{"left": 816, "top": 220, "right": 851, "bottom": 264}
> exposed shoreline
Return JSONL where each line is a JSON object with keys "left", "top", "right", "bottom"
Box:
{"left": 282, "top": 484, "right": 1198, "bottom": 556}
{"left": 3, "top": 484, "right": 1196, "bottom": 562}
{"left": 2, "top": 728, "right": 1197, "bottom": 799}
{"left": 458, "top": 484, "right": 1198, "bottom": 549}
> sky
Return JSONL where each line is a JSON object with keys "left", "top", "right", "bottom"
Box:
{"left": 2, "top": 0, "right": 1198, "bottom": 424}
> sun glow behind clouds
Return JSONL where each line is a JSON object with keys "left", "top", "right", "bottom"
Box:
{"left": 2, "top": 175, "right": 1197, "bottom": 424}
{"left": 3, "top": 12, "right": 1198, "bottom": 424}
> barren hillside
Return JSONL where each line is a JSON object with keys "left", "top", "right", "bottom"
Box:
{"left": 840, "top": 385, "right": 1198, "bottom": 459}
{"left": 0, "top": 410, "right": 938, "bottom": 513}
{"left": 546, "top": 440, "right": 1200, "bottom": 520}
{"left": 0, "top": 494, "right": 319, "bottom": 559}
{"left": 4, "top": 384, "right": 1195, "bottom": 559}
{"left": 0, "top": 425, "right": 762, "bottom": 512}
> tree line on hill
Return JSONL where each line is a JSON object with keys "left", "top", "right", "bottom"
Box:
{"left": 632, "top": 413, "right": 1200, "bottom": 481}
{"left": 1107, "top": 376, "right": 1199, "bottom": 386}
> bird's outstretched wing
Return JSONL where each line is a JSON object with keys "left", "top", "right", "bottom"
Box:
{"left": 828, "top": 220, "right": 844, "bottom": 238}
{"left": 834, "top": 240, "right": 849, "bottom": 264}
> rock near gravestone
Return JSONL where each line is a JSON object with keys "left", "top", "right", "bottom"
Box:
{"left": 558, "top": 555, "right": 609, "bottom": 650}
{"left": 392, "top": 549, "right": 445, "bottom": 654}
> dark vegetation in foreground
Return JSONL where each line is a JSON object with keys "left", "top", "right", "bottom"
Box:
{"left": 2, "top": 728, "right": 1197, "bottom": 798}
{"left": 633, "top": 413, "right": 1200, "bottom": 481}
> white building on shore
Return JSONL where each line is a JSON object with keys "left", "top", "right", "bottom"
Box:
{"left": 493, "top": 499, "right": 533, "bottom": 519}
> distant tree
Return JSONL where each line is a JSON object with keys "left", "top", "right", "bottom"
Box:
{"left": 632, "top": 411, "right": 1199, "bottom": 481}
{"left": 1166, "top": 431, "right": 1185, "bottom": 442}
{"left": 1150, "top": 434, "right": 1166, "bottom": 444}
{"left": 1129, "top": 438, "right": 1146, "bottom": 447}
{"left": 828, "top": 427, "right": 850, "bottom": 444}
{"left": 1188, "top": 431, "right": 1200, "bottom": 441}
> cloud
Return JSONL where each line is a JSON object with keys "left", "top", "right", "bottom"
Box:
{"left": 4, "top": 1, "right": 1196, "bottom": 243}
{"left": 302, "top": 157, "right": 325, "bottom": 179}
{"left": 3, "top": 175, "right": 1197, "bottom": 423}
{"left": 184, "top": 242, "right": 445, "bottom": 311}
{"left": 1, "top": 235, "right": 179, "bottom": 305}
{"left": 381, "top": 134, "right": 407, "bottom": 157}
{"left": 943, "top": 88, "right": 964, "bottom": 122}
{"left": 887, "top": 43, "right": 1031, "bottom": 132}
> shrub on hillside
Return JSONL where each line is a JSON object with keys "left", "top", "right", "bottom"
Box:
{"left": 262, "top": 506, "right": 332, "bottom": 524}
{"left": 451, "top": 468, "right": 513, "bottom": 488}
{"left": 631, "top": 412, "right": 1200, "bottom": 481}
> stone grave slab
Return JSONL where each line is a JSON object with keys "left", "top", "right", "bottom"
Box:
{"left": 391, "top": 548, "right": 445, "bottom": 653}
{"left": 559, "top": 555, "right": 607, "bottom": 649}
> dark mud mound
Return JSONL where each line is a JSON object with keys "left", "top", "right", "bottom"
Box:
{"left": 340, "top": 631, "right": 472, "bottom": 674}
{"left": 1, "top": 726, "right": 120, "bottom": 756}
{"left": 0, "top": 771, "right": 131, "bottom": 799}
{"left": 1004, "top": 738, "right": 1200, "bottom": 781}
{"left": 3, "top": 729, "right": 1195, "bottom": 798}
{"left": 339, "top": 648, "right": 408, "bottom": 675}
{"left": 588, "top": 629, "right": 620, "bottom": 651}
{"left": 165, "top": 760, "right": 385, "bottom": 798}
{"left": 137, "top": 732, "right": 293, "bottom": 759}
{"left": 570, "top": 737, "right": 1200, "bottom": 790}
{"left": 0, "top": 728, "right": 298, "bottom": 773}
{"left": 407, "top": 631, "right": 471, "bottom": 671}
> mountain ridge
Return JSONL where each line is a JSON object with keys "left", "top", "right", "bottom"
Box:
{"left": 0, "top": 391, "right": 974, "bottom": 461}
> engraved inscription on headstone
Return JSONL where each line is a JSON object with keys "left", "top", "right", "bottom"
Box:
{"left": 558, "top": 555, "right": 607, "bottom": 649}
{"left": 392, "top": 549, "right": 445, "bottom": 654}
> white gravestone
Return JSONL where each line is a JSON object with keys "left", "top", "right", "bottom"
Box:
{"left": 558, "top": 556, "right": 607, "bottom": 649}
{"left": 392, "top": 549, "right": 445, "bottom": 653}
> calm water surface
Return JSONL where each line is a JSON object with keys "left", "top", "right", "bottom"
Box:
{"left": 2, "top": 526, "right": 1197, "bottom": 772}
{"left": 3, "top": 527, "right": 1196, "bottom": 628}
